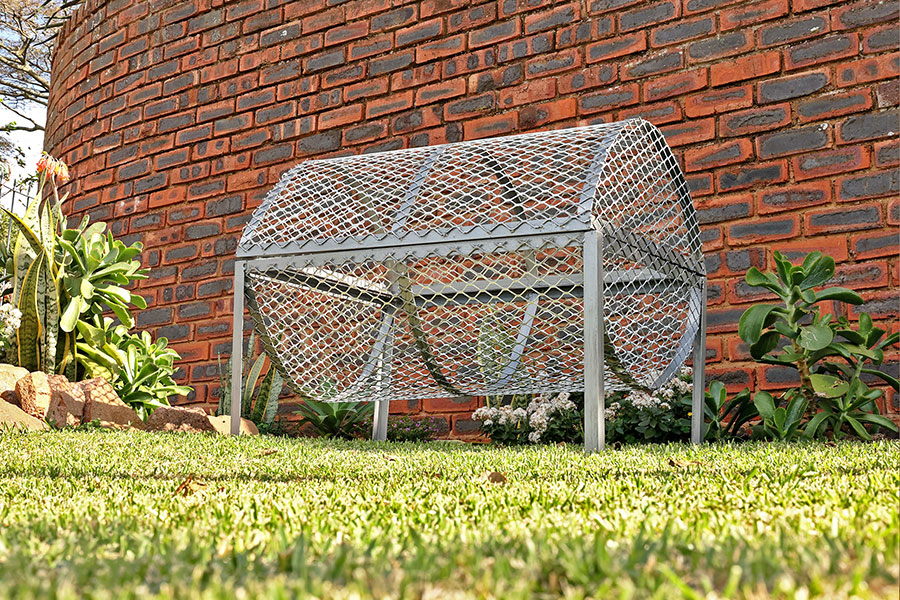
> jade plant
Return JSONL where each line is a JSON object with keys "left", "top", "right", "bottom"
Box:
{"left": 737, "top": 250, "right": 897, "bottom": 440}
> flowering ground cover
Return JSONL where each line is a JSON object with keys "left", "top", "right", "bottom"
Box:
{"left": 0, "top": 431, "right": 896, "bottom": 599}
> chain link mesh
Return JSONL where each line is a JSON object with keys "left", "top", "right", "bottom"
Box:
{"left": 238, "top": 119, "right": 705, "bottom": 403}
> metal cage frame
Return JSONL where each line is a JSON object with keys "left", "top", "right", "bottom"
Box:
{"left": 229, "top": 119, "right": 707, "bottom": 451}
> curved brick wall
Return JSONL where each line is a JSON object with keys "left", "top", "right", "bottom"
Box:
{"left": 46, "top": 0, "right": 899, "bottom": 432}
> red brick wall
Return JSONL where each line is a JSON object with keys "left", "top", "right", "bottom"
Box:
{"left": 45, "top": 0, "right": 899, "bottom": 435}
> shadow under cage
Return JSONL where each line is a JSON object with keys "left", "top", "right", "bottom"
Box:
{"left": 231, "top": 118, "right": 707, "bottom": 451}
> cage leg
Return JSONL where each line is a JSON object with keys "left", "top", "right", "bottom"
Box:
{"left": 372, "top": 400, "right": 389, "bottom": 441}
{"left": 583, "top": 231, "right": 606, "bottom": 453}
{"left": 230, "top": 261, "right": 245, "bottom": 436}
{"left": 691, "top": 279, "right": 708, "bottom": 445}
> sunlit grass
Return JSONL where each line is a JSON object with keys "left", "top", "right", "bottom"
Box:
{"left": 0, "top": 431, "right": 896, "bottom": 598}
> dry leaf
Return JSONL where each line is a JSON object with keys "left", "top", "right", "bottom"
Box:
{"left": 668, "top": 458, "right": 702, "bottom": 468}
{"left": 383, "top": 454, "right": 398, "bottom": 462}
{"left": 482, "top": 470, "right": 507, "bottom": 484}
{"left": 173, "top": 475, "right": 206, "bottom": 497}
{"left": 258, "top": 448, "right": 279, "bottom": 456}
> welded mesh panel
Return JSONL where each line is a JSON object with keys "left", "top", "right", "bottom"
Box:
{"left": 245, "top": 239, "right": 701, "bottom": 403}
{"left": 238, "top": 119, "right": 705, "bottom": 403}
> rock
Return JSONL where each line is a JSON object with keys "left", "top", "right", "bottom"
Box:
{"left": 79, "top": 378, "right": 143, "bottom": 429}
{"left": 46, "top": 375, "right": 86, "bottom": 428}
{"left": 0, "top": 364, "right": 28, "bottom": 400}
{"left": 208, "top": 415, "right": 260, "bottom": 436}
{"left": 146, "top": 405, "right": 217, "bottom": 433}
{"left": 14, "top": 372, "right": 53, "bottom": 419}
{"left": 0, "top": 398, "right": 48, "bottom": 431}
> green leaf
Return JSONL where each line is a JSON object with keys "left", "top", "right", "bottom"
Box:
{"left": 749, "top": 331, "right": 780, "bottom": 360}
{"left": 813, "top": 287, "right": 863, "bottom": 305}
{"left": 745, "top": 268, "right": 785, "bottom": 296}
{"left": 773, "top": 321, "right": 798, "bottom": 339}
{"left": 809, "top": 374, "right": 849, "bottom": 399}
{"left": 773, "top": 407, "right": 786, "bottom": 433}
{"left": 803, "top": 411, "right": 830, "bottom": 440}
{"left": 845, "top": 416, "right": 871, "bottom": 441}
{"left": 798, "top": 324, "right": 833, "bottom": 351}
{"left": 60, "top": 296, "right": 85, "bottom": 333}
{"left": 799, "top": 254, "right": 835, "bottom": 290}
{"left": 855, "top": 413, "right": 899, "bottom": 433}
{"left": 753, "top": 391, "right": 776, "bottom": 420}
{"left": 738, "top": 304, "right": 779, "bottom": 344}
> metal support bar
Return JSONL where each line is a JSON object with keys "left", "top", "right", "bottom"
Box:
{"left": 230, "top": 260, "right": 246, "bottom": 435}
{"left": 690, "top": 278, "right": 708, "bottom": 444}
{"left": 583, "top": 230, "right": 605, "bottom": 452}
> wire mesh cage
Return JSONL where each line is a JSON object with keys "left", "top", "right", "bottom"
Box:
{"left": 230, "top": 118, "right": 707, "bottom": 450}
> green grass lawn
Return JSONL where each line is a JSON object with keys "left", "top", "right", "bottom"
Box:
{"left": 0, "top": 431, "right": 897, "bottom": 599}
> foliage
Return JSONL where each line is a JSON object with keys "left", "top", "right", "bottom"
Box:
{"left": 751, "top": 390, "right": 807, "bottom": 441}
{"left": 216, "top": 331, "right": 283, "bottom": 427}
{"left": 386, "top": 415, "right": 443, "bottom": 442}
{"left": 0, "top": 301, "right": 20, "bottom": 351}
{"left": 0, "top": 0, "right": 82, "bottom": 131}
{"left": 703, "top": 381, "right": 756, "bottom": 441}
{"left": 473, "top": 392, "right": 582, "bottom": 445}
{"left": 0, "top": 432, "right": 897, "bottom": 599}
{"left": 294, "top": 398, "right": 374, "bottom": 439}
{"left": 76, "top": 317, "right": 190, "bottom": 419}
{"left": 59, "top": 221, "right": 147, "bottom": 333}
{"left": 738, "top": 250, "right": 898, "bottom": 440}
{"left": 605, "top": 368, "right": 693, "bottom": 444}
{"left": 2, "top": 159, "right": 147, "bottom": 376}
{"left": 803, "top": 367, "right": 899, "bottom": 441}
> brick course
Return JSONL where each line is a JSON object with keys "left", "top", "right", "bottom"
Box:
{"left": 46, "top": 0, "right": 900, "bottom": 434}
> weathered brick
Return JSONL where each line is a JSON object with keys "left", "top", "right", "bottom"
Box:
{"left": 756, "top": 181, "right": 831, "bottom": 214}
{"left": 757, "top": 70, "right": 830, "bottom": 103}
{"left": 785, "top": 33, "right": 858, "bottom": 70}
{"left": 469, "top": 19, "right": 521, "bottom": 49}
{"left": 837, "top": 110, "right": 900, "bottom": 143}
{"left": 523, "top": 4, "right": 579, "bottom": 34}
{"left": 688, "top": 31, "right": 751, "bottom": 62}
{"left": 758, "top": 13, "right": 828, "bottom": 48}
{"left": 650, "top": 16, "right": 713, "bottom": 46}
{"left": 525, "top": 49, "right": 581, "bottom": 77}
{"left": 372, "top": 6, "right": 417, "bottom": 31}
{"left": 622, "top": 50, "right": 682, "bottom": 79}
{"left": 719, "top": 0, "right": 788, "bottom": 30}
{"left": 793, "top": 146, "right": 869, "bottom": 180}
{"left": 756, "top": 124, "right": 829, "bottom": 158}
{"left": 619, "top": 1, "right": 678, "bottom": 31}
{"left": 831, "top": 0, "right": 899, "bottom": 30}
{"left": 720, "top": 104, "right": 791, "bottom": 137}
{"left": 579, "top": 84, "right": 639, "bottom": 114}
{"left": 684, "top": 85, "right": 752, "bottom": 117}
{"left": 643, "top": 69, "right": 707, "bottom": 101}
{"left": 838, "top": 171, "right": 900, "bottom": 201}
{"left": 397, "top": 18, "right": 443, "bottom": 47}
{"left": 586, "top": 33, "right": 646, "bottom": 63}
{"left": 714, "top": 53, "right": 781, "bottom": 87}
{"left": 806, "top": 204, "right": 882, "bottom": 233}
{"left": 718, "top": 160, "right": 788, "bottom": 191}
{"left": 727, "top": 215, "right": 798, "bottom": 245}
{"left": 684, "top": 139, "right": 753, "bottom": 171}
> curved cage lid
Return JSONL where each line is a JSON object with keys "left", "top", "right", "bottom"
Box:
{"left": 239, "top": 119, "right": 703, "bottom": 271}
